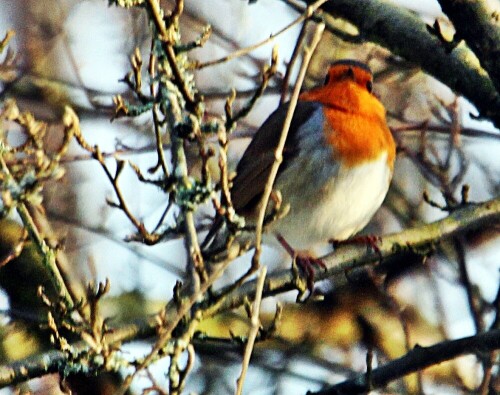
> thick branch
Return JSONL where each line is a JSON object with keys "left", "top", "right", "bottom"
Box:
{"left": 310, "top": 328, "right": 500, "bottom": 394}
{"left": 0, "top": 321, "right": 154, "bottom": 388}
{"left": 202, "top": 197, "right": 500, "bottom": 316}
{"left": 437, "top": 0, "right": 500, "bottom": 95}
{"left": 302, "top": 0, "right": 500, "bottom": 128}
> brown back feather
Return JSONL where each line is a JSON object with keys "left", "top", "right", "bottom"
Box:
{"left": 231, "top": 101, "right": 321, "bottom": 213}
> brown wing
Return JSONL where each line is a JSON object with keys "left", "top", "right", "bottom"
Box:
{"left": 231, "top": 101, "right": 322, "bottom": 213}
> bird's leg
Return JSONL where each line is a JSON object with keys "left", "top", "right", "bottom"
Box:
{"left": 276, "top": 234, "right": 326, "bottom": 293}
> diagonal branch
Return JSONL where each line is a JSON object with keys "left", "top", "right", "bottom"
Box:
{"left": 310, "top": 328, "right": 500, "bottom": 395}
{"left": 235, "top": 266, "right": 267, "bottom": 395}
{"left": 252, "top": 22, "right": 325, "bottom": 268}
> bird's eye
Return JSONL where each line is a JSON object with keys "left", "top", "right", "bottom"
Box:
{"left": 324, "top": 74, "right": 330, "bottom": 85}
{"left": 366, "top": 80, "right": 373, "bottom": 93}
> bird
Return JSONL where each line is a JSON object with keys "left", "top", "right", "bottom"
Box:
{"left": 203, "top": 59, "right": 396, "bottom": 288}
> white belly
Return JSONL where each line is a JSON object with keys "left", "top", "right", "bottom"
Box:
{"left": 268, "top": 153, "right": 392, "bottom": 251}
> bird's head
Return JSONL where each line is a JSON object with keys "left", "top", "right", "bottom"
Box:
{"left": 300, "top": 59, "right": 384, "bottom": 118}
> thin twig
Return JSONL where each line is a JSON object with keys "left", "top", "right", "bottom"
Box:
{"left": 224, "top": 48, "right": 279, "bottom": 134}
{"left": 146, "top": 0, "right": 197, "bottom": 108}
{"left": 26, "top": 203, "right": 86, "bottom": 314}
{"left": 148, "top": 43, "right": 169, "bottom": 178}
{"left": 280, "top": 19, "right": 309, "bottom": 104}
{"left": 282, "top": 0, "right": 364, "bottom": 44}
{"left": 46, "top": 209, "right": 183, "bottom": 275}
{"left": 454, "top": 236, "right": 484, "bottom": 333}
{"left": 3, "top": 120, "right": 496, "bottom": 169}
{"left": 69, "top": 107, "right": 161, "bottom": 244}
{"left": 368, "top": 270, "right": 423, "bottom": 393}
{"left": 479, "top": 352, "right": 495, "bottom": 395}
{"left": 195, "top": 0, "right": 329, "bottom": 69}
{"left": 0, "top": 30, "right": 14, "bottom": 53}
{"left": 392, "top": 122, "right": 500, "bottom": 141}
{"left": 235, "top": 266, "right": 267, "bottom": 395}
{"left": 251, "top": 22, "right": 325, "bottom": 269}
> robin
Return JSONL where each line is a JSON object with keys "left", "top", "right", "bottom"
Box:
{"left": 203, "top": 59, "right": 396, "bottom": 287}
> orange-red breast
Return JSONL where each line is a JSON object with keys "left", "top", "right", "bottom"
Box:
{"left": 204, "top": 59, "right": 396, "bottom": 262}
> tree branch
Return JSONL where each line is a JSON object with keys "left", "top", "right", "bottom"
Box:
{"left": 437, "top": 0, "right": 500, "bottom": 96}
{"left": 310, "top": 328, "right": 500, "bottom": 394}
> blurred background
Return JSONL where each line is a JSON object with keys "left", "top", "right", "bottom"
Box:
{"left": 0, "top": 0, "right": 499, "bottom": 394}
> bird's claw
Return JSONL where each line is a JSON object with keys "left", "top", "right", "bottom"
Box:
{"left": 296, "top": 254, "right": 326, "bottom": 292}
{"left": 277, "top": 233, "right": 326, "bottom": 299}
{"left": 291, "top": 253, "right": 327, "bottom": 302}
